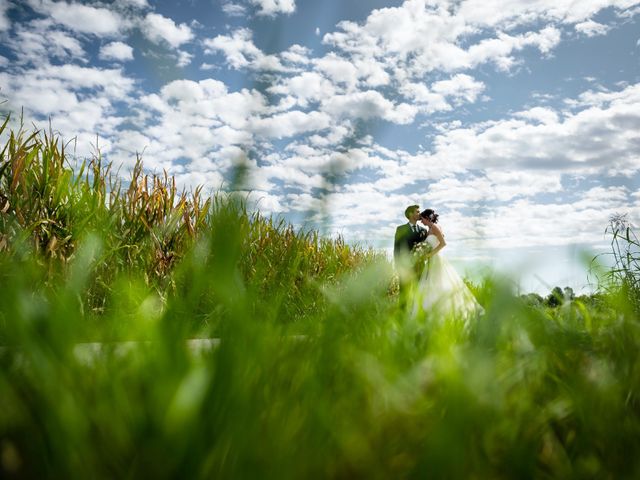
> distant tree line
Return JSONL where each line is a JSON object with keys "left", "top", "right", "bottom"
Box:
{"left": 521, "top": 286, "right": 589, "bottom": 308}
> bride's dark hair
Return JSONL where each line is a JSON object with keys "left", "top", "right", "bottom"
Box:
{"left": 420, "top": 208, "right": 439, "bottom": 223}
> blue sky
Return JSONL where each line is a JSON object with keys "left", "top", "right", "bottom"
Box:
{"left": 1, "top": 0, "right": 639, "bottom": 293}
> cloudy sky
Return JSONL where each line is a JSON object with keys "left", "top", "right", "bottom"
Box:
{"left": 1, "top": 0, "right": 639, "bottom": 293}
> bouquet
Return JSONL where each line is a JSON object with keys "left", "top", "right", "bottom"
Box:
{"left": 411, "top": 241, "right": 432, "bottom": 278}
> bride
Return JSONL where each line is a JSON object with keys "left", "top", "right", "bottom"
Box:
{"left": 412, "top": 208, "right": 484, "bottom": 323}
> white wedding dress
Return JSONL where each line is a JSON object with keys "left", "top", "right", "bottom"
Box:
{"left": 413, "top": 233, "right": 484, "bottom": 323}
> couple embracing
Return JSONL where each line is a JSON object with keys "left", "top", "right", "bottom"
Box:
{"left": 394, "top": 205, "right": 483, "bottom": 322}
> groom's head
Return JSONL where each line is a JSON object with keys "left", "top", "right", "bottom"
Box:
{"left": 404, "top": 205, "right": 420, "bottom": 223}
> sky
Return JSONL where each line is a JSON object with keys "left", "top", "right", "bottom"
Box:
{"left": 1, "top": 0, "right": 639, "bottom": 294}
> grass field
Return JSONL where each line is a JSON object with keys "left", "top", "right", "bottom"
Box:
{"left": 1, "top": 118, "right": 639, "bottom": 478}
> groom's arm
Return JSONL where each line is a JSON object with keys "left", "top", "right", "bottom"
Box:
{"left": 394, "top": 226, "right": 410, "bottom": 263}
{"left": 393, "top": 226, "right": 404, "bottom": 262}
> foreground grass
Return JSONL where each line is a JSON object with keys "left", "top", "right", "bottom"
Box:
{"left": 1, "top": 119, "right": 640, "bottom": 478}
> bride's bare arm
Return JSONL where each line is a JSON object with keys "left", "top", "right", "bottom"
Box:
{"left": 427, "top": 224, "right": 446, "bottom": 257}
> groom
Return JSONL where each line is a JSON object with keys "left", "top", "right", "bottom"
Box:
{"left": 394, "top": 204, "right": 428, "bottom": 306}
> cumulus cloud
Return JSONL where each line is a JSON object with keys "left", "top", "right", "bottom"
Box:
{"left": 204, "top": 28, "right": 288, "bottom": 71}
{"left": 0, "top": 62, "right": 136, "bottom": 159}
{"left": 280, "top": 44, "right": 311, "bottom": 65}
{"left": 6, "top": 20, "right": 88, "bottom": 64}
{"left": 314, "top": 52, "right": 360, "bottom": 87}
{"left": 456, "top": 0, "right": 638, "bottom": 28}
{"left": 472, "top": 186, "right": 636, "bottom": 249}
{"left": 176, "top": 50, "right": 193, "bottom": 67}
{"left": 99, "top": 41, "right": 134, "bottom": 61}
{"left": 513, "top": 107, "right": 559, "bottom": 124}
{"left": 400, "top": 82, "right": 451, "bottom": 113}
{"left": 465, "top": 27, "right": 561, "bottom": 71}
{"left": 3, "top": 66, "right": 135, "bottom": 117}
{"left": 322, "top": 90, "right": 418, "bottom": 124}
{"left": 268, "top": 71, "right": 335, "bottom": 107}
{"left": 106, "top": 78, "right": 271, "bottom": 174}
{"left": 117, "top": 0, "right": 149, "bottom": 7}
{"left": 221, "top": 2, "right": 247, "bottom": 17}
{"left": 204, "top": 28, "right": 260, "bottom": 69}
{"left": 575, "top": 19, "right": 611, "bottom": 37}
{"left": 251, "top": 110, "right": 331, "bottom": 139}
{"left": 318, "top": 0, "right": 635, "bottom": 91}
{"left": 142, "top": 12, "right": 194, "bottom": 49}
{"left": 323, "top": 3, "right": 564, "bottom": 78}
{"left": 249, "top": 0, "right": 296, "bottom": 16}
{"left": 0, "top": 0, "right": 10, "bottom": 31}
{"left": 423, "top": 171, "right": 563, "bottom": 206}
{"left": 47, "top": 28, "right": 87, "bottom": 61}
{"left": 28, "top": 0, "right": 124, "bottom": 36}
{"left": 428, "top": 82, "right": 640, "bottom": 176}
{"left": 431, "top": 74, "right": 485, "bottom": 104}
{"left": 398, "top": 74, "right": 486, "bottom": 114}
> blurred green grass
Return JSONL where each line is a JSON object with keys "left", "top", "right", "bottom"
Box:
{"left": 1, "top": 117, "right": 640, "bottom": 478}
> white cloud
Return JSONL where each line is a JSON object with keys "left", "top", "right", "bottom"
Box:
{"left": 472, "top": 186, "right": 636, "bottom": 249}
{"left": 142, "top": 12, "right": 194, "bottom": 49}
{"left": 354, "top": 57, "right": 390, "bottom": 87}
{"left": 243, "top": 190, "right": 287, "bottom": 214}
{"left": 431, "top": 74, "right": 485, "bottom": 104}
{"left": 457, "top": 0, "right": 639, "bottom": 28}
{"left": 400, "top": 82, "right": 451, "bottom": 113}
{"left": 428, "top": 83, "right": 640, "bottom": 175}
{"left": 423, "top": 171, "right": 563, "bottom": 206}
{"left": 251, "top": 111, "right": 331, "bottom": 139}
{"left": 322, "top": 90, "right": 418, "bottom": 124}
{"left": 212, "top": 31, "right": 249, "bottom": 62}
{"left": 6, "top": 20, "right": 87, "bottom": 64}
{"left": 327, "top": 82, "right": 640, "bottom": 199}
{"left": 268, "top": 71, "right": 335, "bottom": 107}
{"left": 113, "top": 79, "right": 272, "bottom": 176}
{"left": 464, "top": 27, "right": 561, "bottom": 72}
{"left": 29, "top": 0, "right": 124, "bottom": 36}
{"left": 99, "top": 41, "right": 134, "bottom": 61}
{"left": 314, "top": 52, "right": 359, "bottom": 87}
{"left": 575, "top": 19, "right": 611, "bottom": 37}
{"left": 117, "top": 0, "right": 149, "bottom": 7}
{"left": 1, "top": 62, "right": 137, "bottom": 159}
{"left": 113, "top": 129, "right": 152, "bottom": 155}
{"left": 221, "top": 2, "right": 247, "bottom": 17}
{"left": 0, "top": 0, "right": 10, "bottom": 31}
{"left": 280, "top": 44, "right": 311, "bottom": 65}
{"left": 158, "top": 78, "right": 227, "bottom": 105}
{"left": 204, "top": 28, "right": 288, "bottom": 71}
{"left": 250, "top": 0, "right": 295, "bottom": 16}
{"left": 514, "top": 106, "right": 559, "bottom": 124}
{"left": 177, "top": 50, "right": 193, "bottom": 67}
{"left": 321, "top": 0, "right": 634, "bottom": 83}
{"left": 570, "top": 83, "right": 640, "bottom": 108}
{"left": 2, "top": 64, "right": 135, "bottom": 116}
{"left": 199, "top": 62, "right": 216, "bottom": 71}
{"left": 47, "top": 29, "right": 87, "bottom": 61}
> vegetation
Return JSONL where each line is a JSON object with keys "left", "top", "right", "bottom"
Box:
{"left": 1, "top": 118, "right": 639, "bottom": 478}
{"left": 0, "top": 117, "right": 378, "bottom": 341}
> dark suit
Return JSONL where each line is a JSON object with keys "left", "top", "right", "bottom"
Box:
{"left": 394, "top": 223, "right": 427, "bottom": 263}
{"left": 394, "top": 223, "right": 428, "bottom": 307}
